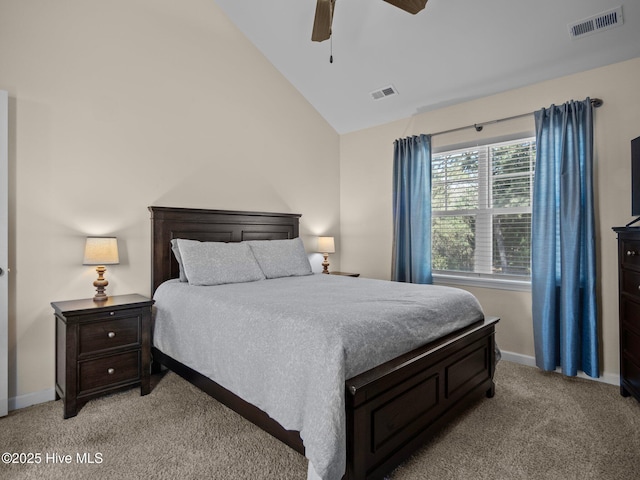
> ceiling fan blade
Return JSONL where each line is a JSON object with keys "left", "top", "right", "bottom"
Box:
{"left": 312, "top": 0, "right": 335, "bottom": 42}
{"left": 383, "top": 0, "right": 428, "bottom": 15}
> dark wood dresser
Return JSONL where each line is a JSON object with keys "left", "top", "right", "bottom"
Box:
{"left": 613, "top": 227, "right": 640, "bottom": 401}
{"left": 52, "top": 294, "right": 153, "bottom": 418}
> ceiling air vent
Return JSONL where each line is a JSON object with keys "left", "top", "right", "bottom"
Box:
{"left": 568, "top": 6, "right": 623, "bottom": 39}
{"left": 370, "top": 85, "right": 398, "bottom": 101}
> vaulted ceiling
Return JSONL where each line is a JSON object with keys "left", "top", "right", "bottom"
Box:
{"left": 214, "top": 0, "right": 640, "bottom": 134}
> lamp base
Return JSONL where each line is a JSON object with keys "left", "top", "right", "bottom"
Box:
{"left": 93, "top": 266, "right": 109, "bottom": 302}
{"left": 93, "top": 292, "right": 108, "bottom": 302}
{"left": 322, "top": 253, "right": 330, "bottom": 274}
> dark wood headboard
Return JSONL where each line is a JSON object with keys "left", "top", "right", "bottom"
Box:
{"left": 149, "top": 206, "right": 301, "bottom": 294}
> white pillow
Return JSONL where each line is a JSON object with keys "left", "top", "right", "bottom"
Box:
{"left": 176, "top": 239, "right": 265, "bottom": 286}
{"left": 246, "top": 238, "right": 313, "bottom": 279}
{"left": 170, "top": 239, "right": 188, "bottom": 282}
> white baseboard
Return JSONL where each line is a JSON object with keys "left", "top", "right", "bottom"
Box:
{"left": 9, "top": 387, "right": 56, "bottom": 412}
{"left": 500, "top": 350, "right": 619, "bottom": 386}
{"left": 500, "top": 350, "right": 537, "bottom": 367}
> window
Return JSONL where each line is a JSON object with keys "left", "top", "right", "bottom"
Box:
{"left": 431, "top": 137, "right": 535, "bottom": 288}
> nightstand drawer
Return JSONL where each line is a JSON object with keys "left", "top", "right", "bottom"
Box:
{"left": 79, "top": 316, "right": 140, "bottom": 355}
{"left": 622, "top": 269, "right": 640, "bottom": 299}
{"left": 78, "top": 351, "right": 140, "bottom": 394}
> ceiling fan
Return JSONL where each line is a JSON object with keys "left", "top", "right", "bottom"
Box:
{"left": 311, "top": 0, "right": 428, "bottom": 42}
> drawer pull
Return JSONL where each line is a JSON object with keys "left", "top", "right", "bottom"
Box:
{"left": 107, "top": 368, "right": 115, "bottom": 375}
{"left": 110, "top": 311, "right": 115, "bottom": 316}
{"left": 107, "top": 331, "right": 116, "bottom": 338}
{"left": 627, "top": 250, "right": 638, "bottom": 256}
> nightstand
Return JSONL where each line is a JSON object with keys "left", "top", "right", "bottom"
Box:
{"left": 330, "top": 272, "right": 360, "bottom": 277}
{"left": 52, "top": 294, "right": 154, "bottom": 419}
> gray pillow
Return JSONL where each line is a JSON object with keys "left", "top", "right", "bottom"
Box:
{"left": 246, "top": 238, "right": 313, "bottom": 279}
{"left": 176, "top": 239, "right": 266, "bottom": 286}
{"left": 170, "top": 239, "right": 188, "bottom": 282}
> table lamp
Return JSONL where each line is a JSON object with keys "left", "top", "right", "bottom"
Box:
{"left": 317, "top": 236, "right": 335, "bottom": 274}
{"left": 83, "top": 237, "right": 119, "bottom": 301}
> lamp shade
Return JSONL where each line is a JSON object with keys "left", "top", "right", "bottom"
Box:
{"left": 83, "top": 237, "right": 120, "bottom": 265}
{"left": 317, "top": 236, "right": 335, "bottom": 254}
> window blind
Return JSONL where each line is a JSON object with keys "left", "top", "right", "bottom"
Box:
{"left": 432, "top": 138, "right": 535, "bottom": 280}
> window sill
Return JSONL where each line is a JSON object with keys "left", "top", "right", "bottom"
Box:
{"left": 432, "top": 273, "right": 531, "bottom": 292}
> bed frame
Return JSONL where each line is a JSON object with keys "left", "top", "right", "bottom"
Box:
{"left": 149, "top": 206, "right": 499, "bottom": 480}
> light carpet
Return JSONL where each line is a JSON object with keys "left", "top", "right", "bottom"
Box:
{"left": 1, "top": 361, "right": 639, "bottom": 479}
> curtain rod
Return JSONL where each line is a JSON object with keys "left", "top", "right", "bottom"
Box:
{"left": 430, "top": 98, "right": 603, "bottom": 138}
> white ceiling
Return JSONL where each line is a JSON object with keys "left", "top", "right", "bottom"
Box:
{"left": 214, "top": 0, "right": 640, "bottom": 134}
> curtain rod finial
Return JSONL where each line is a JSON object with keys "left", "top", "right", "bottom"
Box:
{"left": 591, "top": 98, "right": 603, "bottom": 108}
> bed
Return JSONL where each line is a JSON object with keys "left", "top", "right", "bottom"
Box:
{"left": 149, "top": 206, "right": 499, "bottom": 480}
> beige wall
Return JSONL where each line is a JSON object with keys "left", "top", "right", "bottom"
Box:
{"left": 340, "top": 57, "right": 640, "bottom": 378}
{"left": 0, "top": 0, "right": 340, "bottom": 400}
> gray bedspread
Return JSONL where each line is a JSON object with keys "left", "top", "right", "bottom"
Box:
{"left": 153, "top": 274, "right": 484, "bottom": 480}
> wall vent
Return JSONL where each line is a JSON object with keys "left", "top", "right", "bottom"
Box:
{"left": 568, "top": 6, "right": 623, "bottom": 39}
{"left": 370, "top": 85, "right": 398, "bottom": 100}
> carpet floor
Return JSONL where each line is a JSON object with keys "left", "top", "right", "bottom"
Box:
{"left": 1, "top": 360, "right": 639, "bottom": 480}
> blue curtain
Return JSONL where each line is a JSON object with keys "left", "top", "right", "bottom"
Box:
{"left": 392, "top": 134, "right": 432, "bottom": 284}
{"left": 532, "top": 98, "right": 598, "bottom": 377}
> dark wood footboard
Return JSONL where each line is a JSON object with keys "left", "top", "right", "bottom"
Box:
{"left": 345, "top": 317, "right": 498, "bottom": 480}
{"left": 151, "top": 317, "right": 498, "bottom": 480}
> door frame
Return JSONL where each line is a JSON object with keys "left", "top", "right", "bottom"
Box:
{"left": 1, "top": 90, "right": 8, "bottom": 417}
